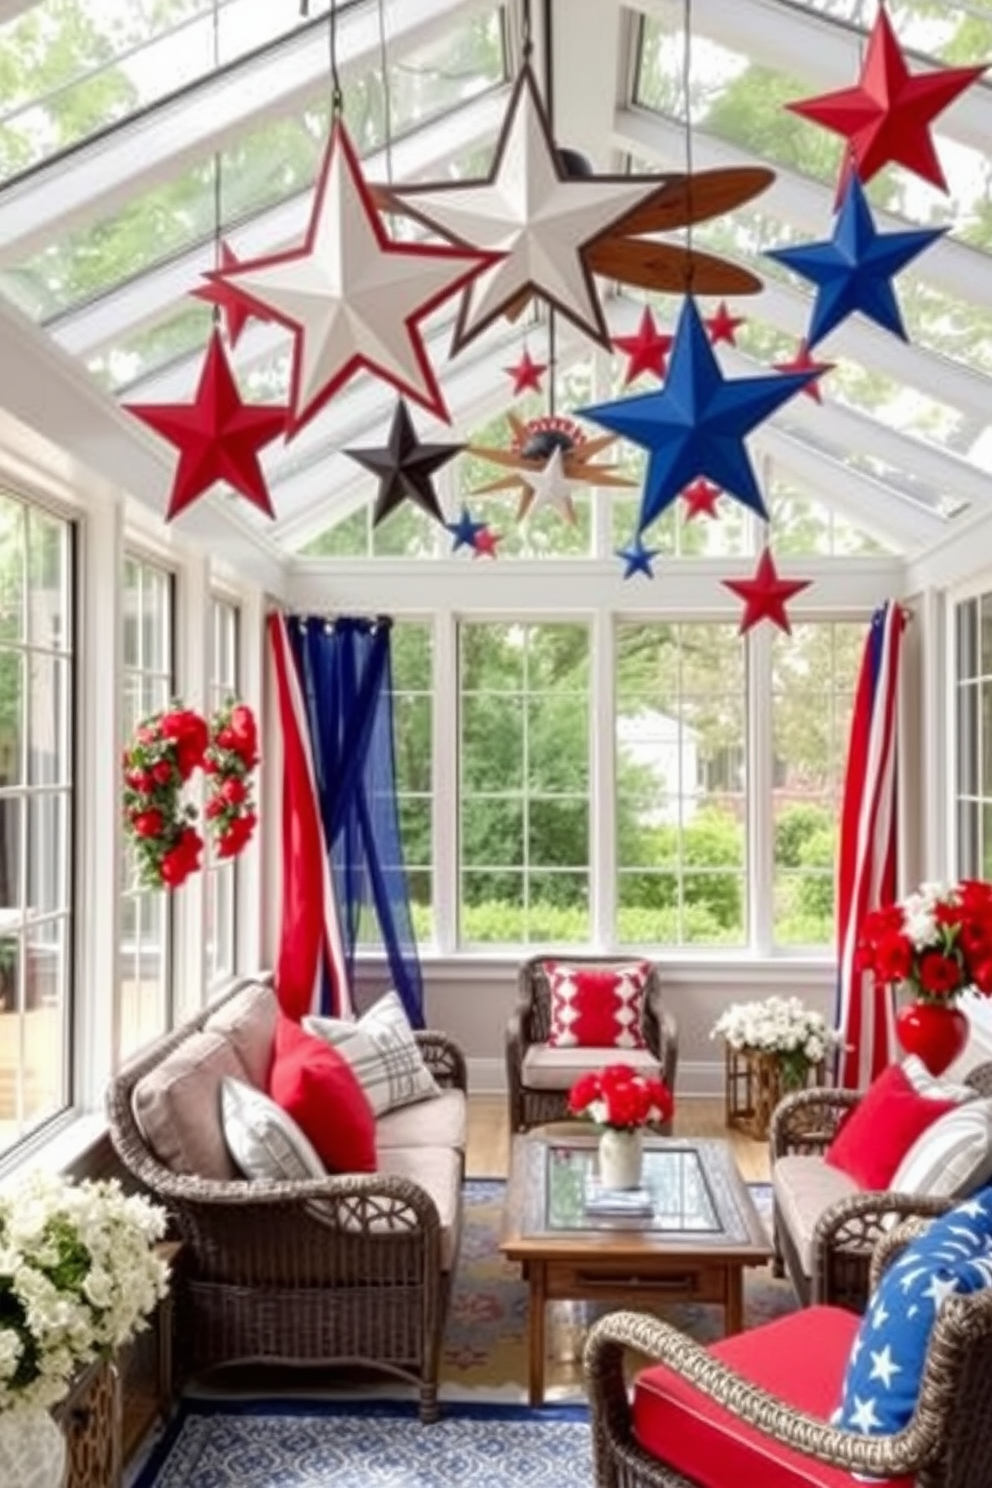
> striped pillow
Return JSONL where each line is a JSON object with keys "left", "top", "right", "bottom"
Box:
{"left": 888, "top": 1098, "right": 992, "bottom": 1202}
{"left": 304, "top": 991, "right": 439, "bottom": 1117}
{"left": 221, "top": 1076, "right": 326, "bottom": 1182}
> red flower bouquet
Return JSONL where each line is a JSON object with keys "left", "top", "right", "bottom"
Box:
{"left": 857, "top": 879, "right": 992, "bottom": 1004}
{"left": 568, "top": 1063, "right": 673, "bottom": 1131}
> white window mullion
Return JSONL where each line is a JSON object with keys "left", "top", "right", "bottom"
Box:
{"left": 173, "top": 551, "right": 209, "bottom": 1024}
{"left": 591, "top": 607, "right": 616, "bottom": 948}
{"left": 749, "top": 625, "right": 774, "bottom": 955}
{"left": 234, "top": 583, "right": 265, "bottom": 976}
{"left": 432, "top": 609, "right": 458, "bottom": 954}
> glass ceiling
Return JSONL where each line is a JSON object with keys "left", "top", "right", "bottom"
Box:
{"left": 0, "top": 0, "right": 987, "bottom": 559}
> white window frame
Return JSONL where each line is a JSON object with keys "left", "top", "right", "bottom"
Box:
{"left": 204, "top": 593, "right": 241, "bottom": 989}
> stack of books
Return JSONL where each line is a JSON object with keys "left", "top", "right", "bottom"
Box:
{"left": 584, "top": 1174, "right": 655, "bottom": 1217}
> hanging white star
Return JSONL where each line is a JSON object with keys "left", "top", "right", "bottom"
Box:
{"left": 868, "top": 1345, "right": 901, "bottom": 1389}
{"left": 525, "top": 447, "right": 581, "bottom": 523}
{"left": 204, "top": 120, "right": 495, "bottom": 436}
{"left": 382, "top": 64, "right": 673, "bottom": 352}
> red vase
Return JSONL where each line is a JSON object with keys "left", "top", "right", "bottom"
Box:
{"left": 895, "top": 1001, "right": 969, "bottom": 1076}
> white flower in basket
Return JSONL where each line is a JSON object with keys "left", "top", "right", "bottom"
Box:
{"left": 711, "top": 995, "right": 844, "bottom": 1091}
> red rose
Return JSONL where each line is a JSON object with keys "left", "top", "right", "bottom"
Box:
{"left": 216, "top": 726, "right": 238, "bottom": 751}
{"left": 230, "top": 704, "right": 257, "bottom": 744}
{"left": 973, "top": 959, "right": 992, "bottom": 996}
{"left": 136, "top": 724, "right": 159, "bottom": 745}
{"left": 873, "top": 931, "right": 914, "bottom": 983}
{"left": 204, "top": 795, "right": 226, "bottom": 820}
{"left": 132, "top": 809, "right": 164, "bottom": 839}
{"left": 221, "top": 777, "right": 247, "bottom": 806}
{"left": 159, "top": 849, "right": 191, "bottom": 888}
{"left": 918, "top": 951, "right": 963, "bottom": 996}
{"left": 152, "top": 760, "right": 173, "bottom": 785}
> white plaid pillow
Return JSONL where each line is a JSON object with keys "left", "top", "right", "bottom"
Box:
{"left": 304, "top": 991, "right": 439, "bottom": 1117}
{"left": 220, "top": 1076, "right": 326, "bottom": 1181}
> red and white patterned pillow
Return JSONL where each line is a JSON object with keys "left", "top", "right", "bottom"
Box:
{"left": 545, "top": 961, "right": 652, "bottom": 1049}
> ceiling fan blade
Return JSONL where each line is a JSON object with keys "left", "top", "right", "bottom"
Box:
{"left": 588, "top": 238, "right": 765, "bottom": 295}
{"left": 606, "top": 168, "right": 775, "bottom": 237}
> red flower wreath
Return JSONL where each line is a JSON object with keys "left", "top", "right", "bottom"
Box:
{"left": 122, "top": 705, "right": 208, "bottom": 889}
{"left": 204, "top": 701, "right": 259, "bottom": 860}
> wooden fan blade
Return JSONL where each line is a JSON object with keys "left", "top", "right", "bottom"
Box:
{"left": 587, "top": 238, "right": 765, "bottom": 296}
{"left": 608, "top": 168, "right": 775, "bottom": 237}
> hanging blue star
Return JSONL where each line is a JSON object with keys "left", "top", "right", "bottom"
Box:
{"left": 766, "top": 175, "right": 946, "bottom": 348}
{"left": 616, "top": 538, "right": 660, "bottom": 579}
{"left": 446, "top": 507, "right": 486, "bottom": 552}
{"left": 580, "top": 298, "right": 816, "bottom": 532}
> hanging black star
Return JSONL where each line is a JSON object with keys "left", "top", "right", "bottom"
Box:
{"left": 345, "top": 399, "right": 463, "bottom": 528}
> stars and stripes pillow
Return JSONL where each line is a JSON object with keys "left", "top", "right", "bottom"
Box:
{"left": 544, "top": 961, "right": 652, "bottom": 1050}
{"left": 835, "top": 1186, "right": 992, "bottom": 1440}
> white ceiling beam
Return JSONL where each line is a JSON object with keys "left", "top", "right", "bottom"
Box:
{"left": 614, "top": 106, "right": 992, "bottom": 312}
{"left": 0, "top": 0, "right": 494, "bottom": 262}
{"left": 549, "top": 0, "right": 626, "bottom": 169}
{"left": 50, "top": 87, "right": 510, "bottom": 360}
{"left": 629, "top": 0, "right": 992, "bottom": 155}
{"left": 905, "top": 505, "right": 992, "bottom": 592}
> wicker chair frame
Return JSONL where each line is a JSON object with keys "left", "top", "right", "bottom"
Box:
{"left": 505, "top": 955, "right": 679, "bottom": 1134}
{"left": 769, "top": 1060, "right": 992, "bottom": 1311}
{"left": 585, "top": 1218, "right": 992, "bottom": 1488}
{"left": 105, "top": 980, "right": 468, "bottom": 1424}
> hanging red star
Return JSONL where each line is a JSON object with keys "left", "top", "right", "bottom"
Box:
{"left": 612, "top": 307, "right": 673, "bottom": 385}
{"left": 504, "top": 349, "right": 548, "bottom": 396}
{"left": 124, "top": 328, "right": 287, "bottom": 522}
{"left": 204, "top": 119, "right": 496, "bottom": 436}
{"left": 681, "top": 478, "right": 721, "bottom": 521}
{"left": 705, "top": 301, "right": 746, "bottom": 346}
{"left": 786, "top": 6, "right": 985, "bottom": 193}
{"left": 722, "top": 547, "right": 812, "bottom": 635}
{"left": 772, "top": 340, "right": 834, "bottom": 403}
{"left": 473, "top": 526, "right": 502, "bottom": 559}
{"left": 192, "top": 240, "right": 267, "bottom": 349}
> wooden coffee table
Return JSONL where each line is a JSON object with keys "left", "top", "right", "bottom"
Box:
{"left": 500, "top": 1127, "right": 771, "bottom": 1405}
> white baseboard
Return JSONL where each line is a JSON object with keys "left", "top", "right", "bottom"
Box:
{"left": 467, "top": 1057, "right": 724, "bottom": 1099}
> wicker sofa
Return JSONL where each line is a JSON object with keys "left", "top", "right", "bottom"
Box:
{"left": 106, "top": 976, "right": 468, "bottom": 1423}
{"left": 770, "top": 1060, "right": 992, "bottom": 1311}
{"left": 506, "top": 955, "right": 679, "bottom": 1134}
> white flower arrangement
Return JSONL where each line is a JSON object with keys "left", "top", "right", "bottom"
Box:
{"left": 0, "top": 1170, "right": 170, "bottom": 1413}
{"left": 711, "top": 996, "right": 844, "bottom": 1087}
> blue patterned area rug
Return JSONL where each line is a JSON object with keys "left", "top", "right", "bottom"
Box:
{"left": 134, "top": 1399, "right": 592, "bottom": 1488}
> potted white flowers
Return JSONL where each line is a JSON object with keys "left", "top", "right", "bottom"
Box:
{"left": 712, "top": 996, "right": 844, "bottom": 1139}
{"left": 0, "top": 1170, "right": 170, "bottom": 1488}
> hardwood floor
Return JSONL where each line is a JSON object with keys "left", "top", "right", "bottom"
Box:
{"left": 466, "top": 1094, "right": 770, "bottom": 1183}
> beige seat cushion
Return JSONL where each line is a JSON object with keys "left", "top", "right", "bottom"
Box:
{"left": 521, "top": 1042, "right": 662, "bottom": 1091}
{"left": 377, "top": 1145, "right": 462, "bottom": 1270}
{"left": 773, "top": 1153, "right": 860, "bottom": 1278}
{"left": 375, "top": 1089, "right": 467, "bottom": 1152}
{"left": 133, "top": 1030, "right": 249, "bottom": 1180}
{"left": 204, "top": 982, "right": 279, "bottom": 1089}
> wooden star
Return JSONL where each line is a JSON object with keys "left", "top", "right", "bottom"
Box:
{"left": 722, "top": 547, "right": 812, "bottom": 635}
{"left": 504, "top": 349, "right": 547, "bottom": 396}
{"left": 612, "top": 307, "right": 673, "bottom": 385}
{"left": 124, "top": 328, "right": 286, "bottom": 522}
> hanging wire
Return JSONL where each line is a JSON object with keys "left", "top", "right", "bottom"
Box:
{"left": 210, "top": 0, "right": 223, "bottom": 312}
{"left": 681, "top": 0, "right": 695, "bottom": 294}
{"left": 521, "top": 0, "right": 533, "bottom": 63}
{"left": 328, "top": 0, "right": 343, "bottom": 116}
{"left": 377, "top": 0, "right": 393, "bottom": 186}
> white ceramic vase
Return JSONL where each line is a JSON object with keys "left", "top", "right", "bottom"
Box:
{"left": 598, "top": 1126, "right": 644, "bottom": 1190}
{"left": 0, "top": 1408, "right": 67, "bottom": 1488}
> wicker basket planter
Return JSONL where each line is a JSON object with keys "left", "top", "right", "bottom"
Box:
{"left": 725, "top": 1045, "right": 826, "bottom": 1141}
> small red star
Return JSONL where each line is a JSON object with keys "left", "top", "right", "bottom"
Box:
{"left": 472, "top": 526, "right": 502, "bottom": 559}
{"left": 787, "top": 7, "right": 985, "bottom": 194}
{"left": 772, "top": 340, "right": 834, "bottom": 403}
{"left": 681, "top": 478, "right": 721, "bottom": 521}
{"left": 705, "top": 301, "right": 746, "bottom": 346}
{"left": 504, "top": 348, "right": 548, "bottom": 396}
{"left": 612, "top": 307, "right": 673, "bottom": 385}
{"left": 192, "top": 240, "right": 267, "bottom": 349}
{"left": 125, "top": 328, "right": 287, "bottom": 522}
{"left": 722, "top": 548, "right": 811, "bottom": 635}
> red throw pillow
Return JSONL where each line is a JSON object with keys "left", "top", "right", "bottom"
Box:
{"left": 545, "top": 961, "right": 651, "bottom": 1050}
{"left": 824, "top": 1062, "right": 959, "bottom": 1190}
{"left": 269, "top": 1016, "right": 377, "bottom": 1173}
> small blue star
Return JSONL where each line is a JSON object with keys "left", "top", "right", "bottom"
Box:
{"left": 446, "top": 507, "right": 486, "bottom": 552}
{"left": 581, "top": 298, "right": 815, "bottom": 531}
{"left": 617, "top": 538, "right": 660, "bottom": 579}
{"left": 766, "top": 175, "right": 946, "bottom": 348}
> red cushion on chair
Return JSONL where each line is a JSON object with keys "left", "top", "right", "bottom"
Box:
{"left": 269, "top": 1016, "right": 377, "bottom": 1173}
{"left": 824, "top": 1062, "right": 959, "bottom": 1189}
{"left": 545, "top": 961, "right": 651, "bottom": 1049}
{"left": 632, "top": 1307, "right": 912, "bottom": 1488}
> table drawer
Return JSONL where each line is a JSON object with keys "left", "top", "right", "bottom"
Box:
{"left": 545, "top": 1260, "right": 731, "bottom": 1304}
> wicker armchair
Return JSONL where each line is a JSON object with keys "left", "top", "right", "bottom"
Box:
{"left": 106, "top": 986, "right": 468, "bottom": 1424}
{"left": 770, "top": 1059, "right": 992, "bottom": 1311}
{"left": 505, "top": 955, "right": 679, "bottom": 1134}
{"left": 584, "top": 1220, "right": 992, "bottom": 1488}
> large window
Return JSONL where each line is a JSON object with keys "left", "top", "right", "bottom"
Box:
{"left": 119, "top": 555, "right": 173, "bottom": 1062}
{"left": 205, "top": 596, "right": 240, "bottom": 989}
{"left": 771, "top": 622, "right": 863, "bottom": 947}
{"left": 0, "top": 493, "right": 74, "bottom": 1156}
{"left": 616, "top": 622, "right": 747, "bottom": 947}
{"left": 458, "top": 622, "right": 591, "bottom": 944}
{"left": 955, "top": 591, "right": 992, "bottom": 879}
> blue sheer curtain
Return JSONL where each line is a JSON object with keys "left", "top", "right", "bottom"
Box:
{"left": 287, "top": 614, "right": 424, "bottom": 1026}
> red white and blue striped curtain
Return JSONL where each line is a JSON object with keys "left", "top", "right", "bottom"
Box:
{"left": 834, "top": 601, "right": 906, "bottom": 1089}
{"left": 267, "top": 612, "right": 351, "bottom": 1022}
